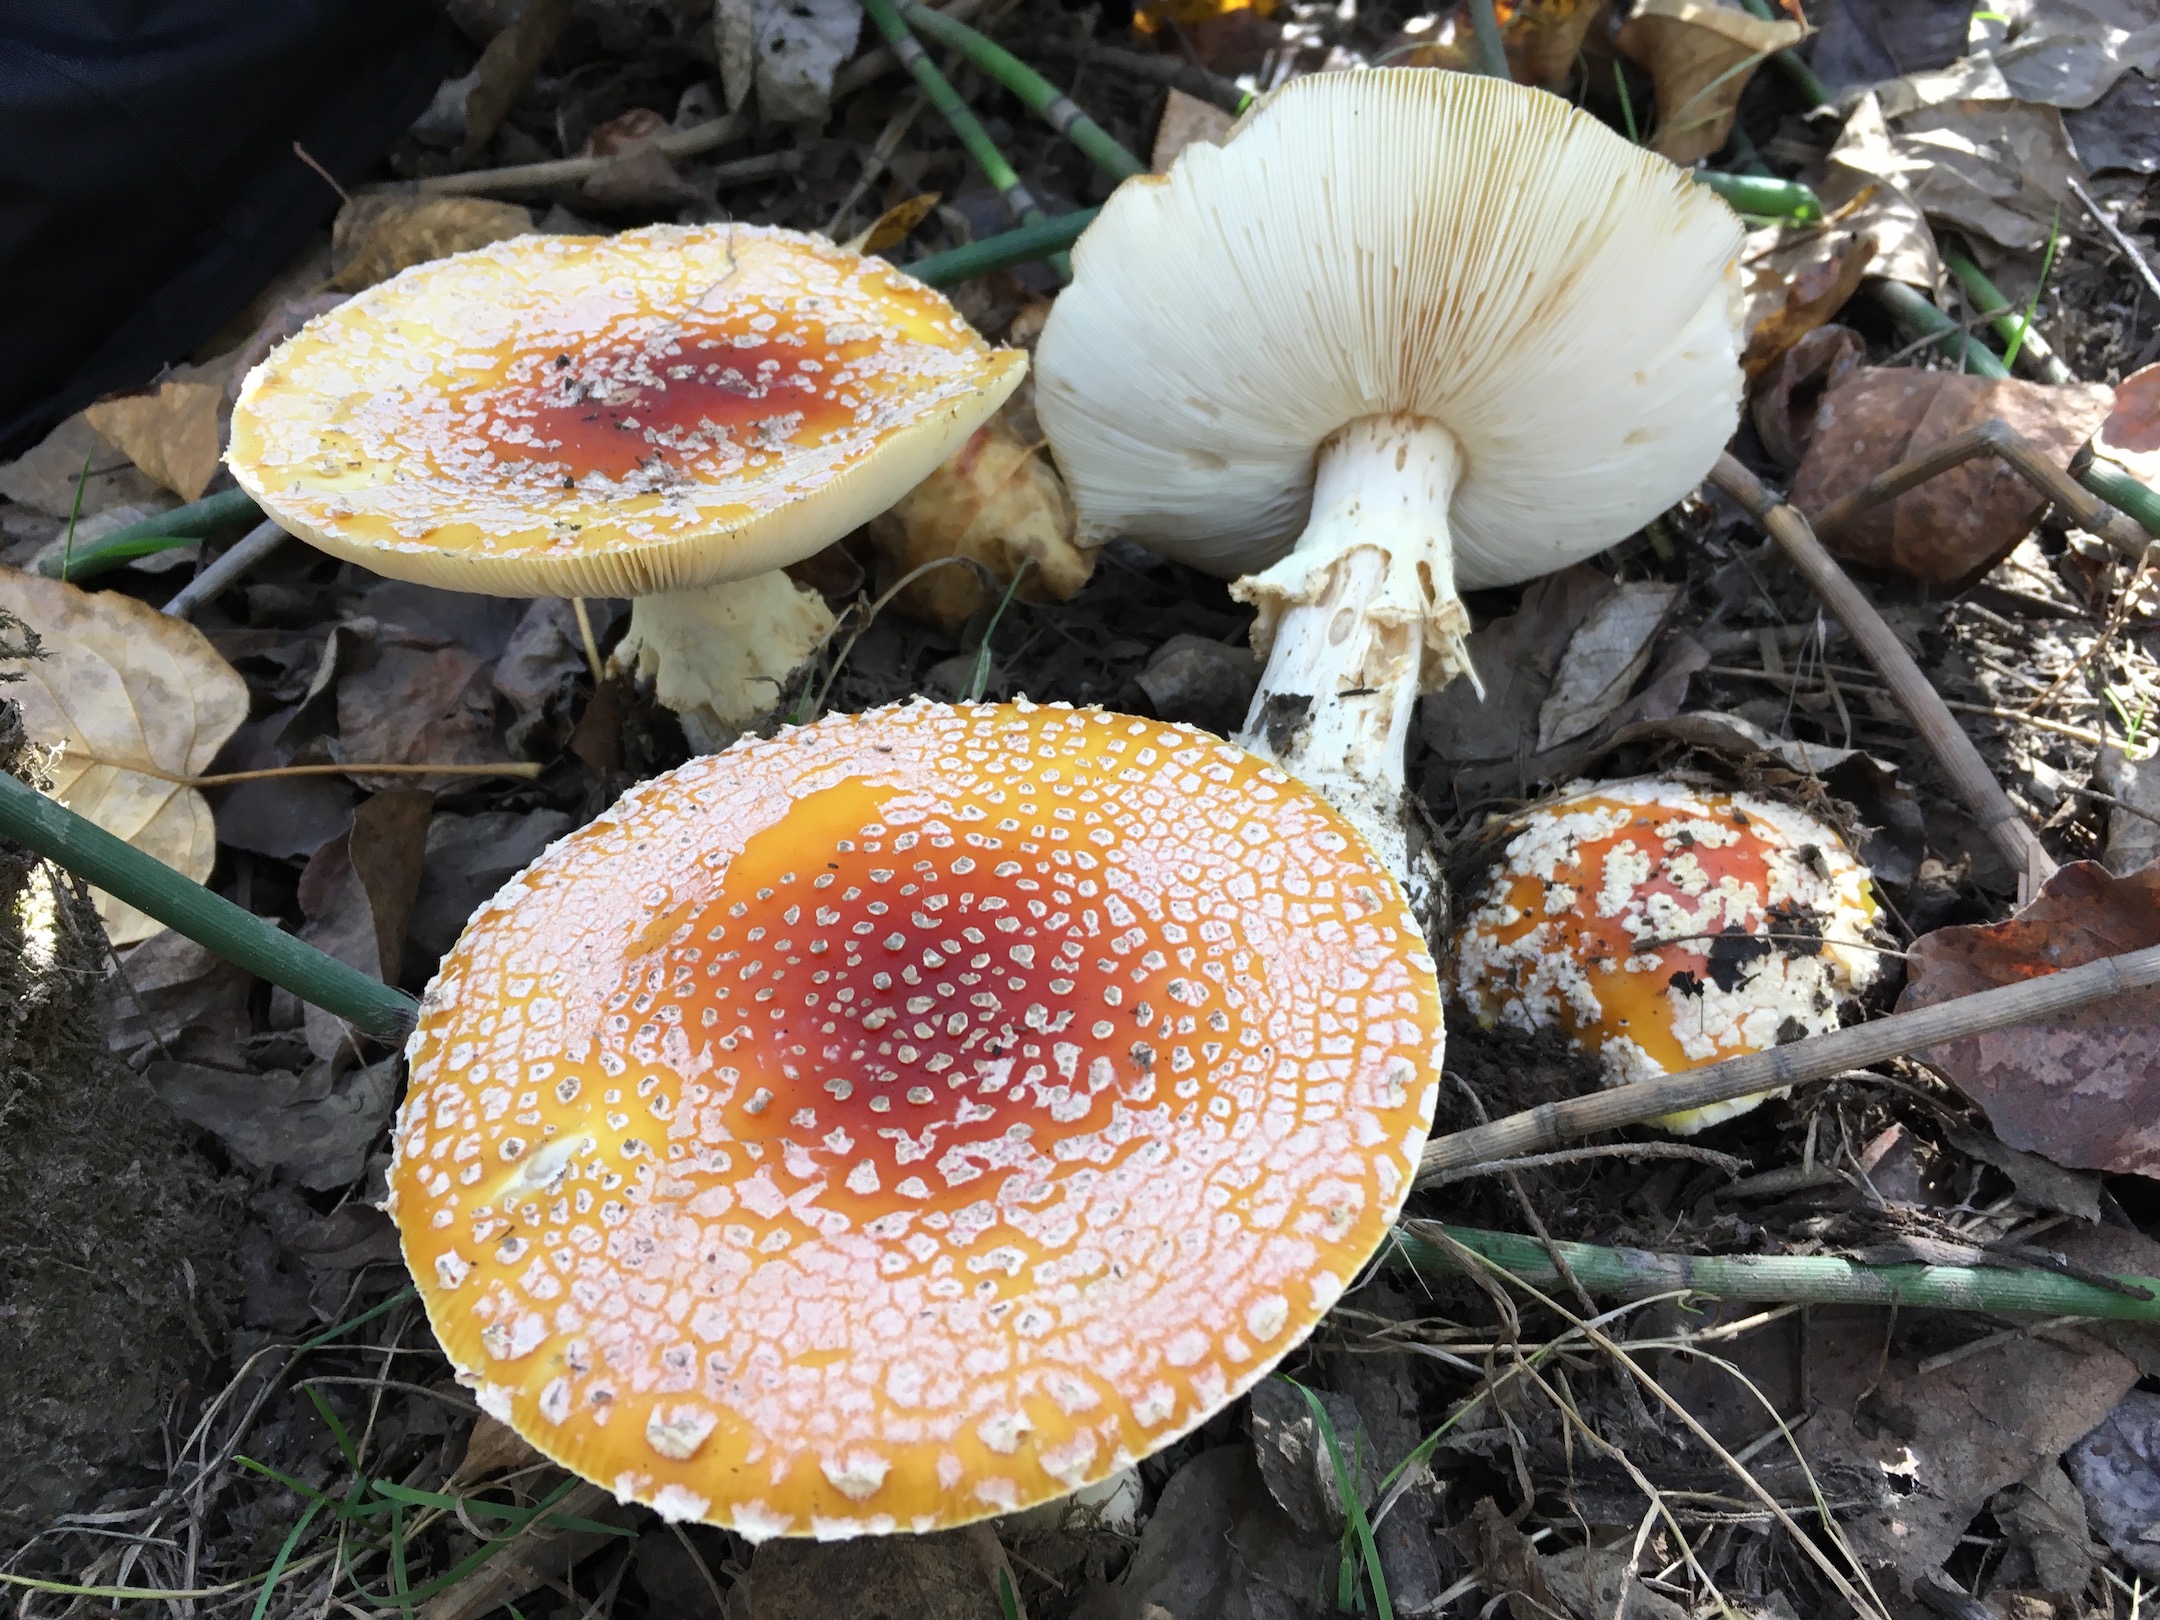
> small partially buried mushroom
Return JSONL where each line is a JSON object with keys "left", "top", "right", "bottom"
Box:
{"left": 228, "top": 224, "right": 1023, "bottom": 747}
{"left": 1453, "top": 778, "right": 1879, "bottom": 1132}
{"left": 1036, "top": 70, "right": 1744, "bottom": 876}
{"left": 392, "top": 700, "right": 1441, "bottom": 1535}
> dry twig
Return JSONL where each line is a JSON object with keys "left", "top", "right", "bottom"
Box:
{"left": 1710, "top": 453, "right": 2058, "bottom": 885}
{"left": 1416, "top": 938, "right": 2160, "bottom": 1185}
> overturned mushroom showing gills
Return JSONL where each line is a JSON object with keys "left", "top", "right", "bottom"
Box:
{"left": 392, "top": 701, "right": 1441, "bottom": 1535}
{"left": 1453, "top": 777, "right": 1879, "bottom": 1132}
{"left": 227, "top": 224, "right": 1024, "bottom": 747}
{"left": 1036, "top": 70, "right": 1744, "bottom": 876}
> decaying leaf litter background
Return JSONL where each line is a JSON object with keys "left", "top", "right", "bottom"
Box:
{"left": 7, "top": 1, "right": 2160, "bottom": 1616}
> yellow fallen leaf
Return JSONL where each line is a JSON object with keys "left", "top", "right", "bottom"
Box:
{"left": 847, "top": 192, "right": 941, "bottom": 255}
{"left": 83, "top": 381, "right": 223, "bottom": 502}
{"left": 326, "top": 195, "right": 535, "bottom": 293}
{"left": 1618, "top": 0, "right": 1806, "bottom": 165}
{"left": 0, "top": 567, "right": 248, "bottom": 944}
{"left": 1133, "top": 0, "right": 1274, "bottom": 30}
{"left": 866, "top": 405, "right": 1093, "bottom": 633}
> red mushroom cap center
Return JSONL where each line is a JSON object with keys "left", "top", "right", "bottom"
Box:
{"left": 470, "top": 316, "right": 867, "bottom": 485}
{"left": 648, "top": 777, "right": 1238, "bottom": 1235}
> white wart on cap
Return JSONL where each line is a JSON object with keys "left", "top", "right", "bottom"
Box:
{"left": 1036, "top": 70, "right": 1744, "bottom": 874}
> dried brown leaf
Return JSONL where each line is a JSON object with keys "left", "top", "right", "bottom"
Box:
{"left": 1802, "top": 1304, "right": 2138, "bottom": 1581}
{"left": 0, "top": 568, "right": 247, "bottom": 943}
{"left": 2091, "top": 357, "right": 2160, "bottom": 485}
{"left": 325, "top": 196, "right": 532, "bottom": 294}
{"left": 1742, "top": 230, "right": 1876, "bottom": 379}
{"left": 336, "top": 630, "right": 514, "bottom": 792}
{"left": 1900, "top": 861, "right": 2160, "bottom": 1178}
{"left": 1819, "top": 94, "right": 1942, "bottom": 289}
{"left": 1790, "top": 367, "right": 2114, "bottom": 588}
{"left": 294, "top": 790, "right": 432, "bottom": 1060}
{"left": 848, "top": 191, "right": 940, "bottom": 254}
{"left": 1751, "top": 322, "right": 1865, "bottom": 469}
{"left": 82, "top": 381, "right": 223, "bottom": 502}
{"left": 458, "top": 0, "right": 569, "bottom": 159}
{"left": 1617, "top": 0, "right": 1806, "bottom": 165}
{"left": 1386, "top": 0, "right": 1610, "bottom": 91}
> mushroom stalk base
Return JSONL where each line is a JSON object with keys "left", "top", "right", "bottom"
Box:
{"left": 610, "top": 571, "right": 837, "bottom": 753}
{"left": 1231, "top": 415, "right": 1469, "bottom": 882}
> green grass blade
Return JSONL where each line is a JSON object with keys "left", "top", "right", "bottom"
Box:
{"left": 250, "top": 1496, "right": 329, "bottom": 1620}
{"left": 965, "top": 558, "right": 1033, "bottom": 702}
{"left": 2003, "top": 205, "right": 2062, "bottom": 370}
{"left": 302, "top": 1383, "right": 364, "bottom": 1475}
{"left": 1283, "top": 1378, "right": 1394, "bottom": 1620}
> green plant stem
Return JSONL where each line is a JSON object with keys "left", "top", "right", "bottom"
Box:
{"left": 1396, "top": 1222, "right": 2160, "bottom": 1319}
{"left": 1871, "top": 278, "right": 2012, "bottom": 378}
{"left": 896, "top": 3, "right": 1145, "bottom": 180}
{"left": 859, "top": 0, "right": 1068, "bottom": 277}
{"left": 1944, "top": 247, "right": 2073, "bottom": 383}
{"left": 905, "top": 209, "right": 1097, "bottom": 288}
{"left": 2081, "top": 459, "right": 2160, "bottom": 540}
{"left": 1733, "top": 0, "right": 1835, "bottom": 107}
{"left": 1467, "top": 0, "right": 1509, "bottom": 80}
{"left": 1693, "top": 170, "right": 1821, "bottom": 221}
{"left": 0, "top": 768, "right": 418, "bottom": 1041}
{"left": 39, "top": 486, "right": 260, "bottom": 582}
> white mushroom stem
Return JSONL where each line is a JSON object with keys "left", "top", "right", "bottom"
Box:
{"left": 609, "top": 570, "right": 835, "bottom": 753}
{"left": 1231, "top": 414, "right": 1472, "bottom": 882}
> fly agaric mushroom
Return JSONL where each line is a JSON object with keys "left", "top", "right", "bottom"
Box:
{"left": 1035, "top": 70, "right": 1745, "bottom": 878}
{"left": 1453, "top": 777, "right": 1879, "bottom": 1131}
{"left": 227, "top": 224, "right": 1023, "bottom": 747}
{"left": 392, "top": 700, "right": 1440, "bottom": 1535}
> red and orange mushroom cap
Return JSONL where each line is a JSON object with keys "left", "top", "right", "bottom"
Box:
{"left": 1452, "top": 777, "right": 1879, "bottom": 1131}
{"left": 228, "top": 224, "right": 1023, "bottom": 599}
{"left": 391, "top": 701, "right": 1441, "bottom": 1535}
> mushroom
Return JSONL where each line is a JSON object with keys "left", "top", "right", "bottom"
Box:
{"left": 1452, "top": 777, "right": 1880, "bottom": 1131}
{"left": 1034, "top": 69, "right": 1745, "bottom": 879}
{"left": 227, "top": 223, "right": 1024, "bottom": 748}
{"left": 391, "top": 699, "right": 1441, "bottom": 1535}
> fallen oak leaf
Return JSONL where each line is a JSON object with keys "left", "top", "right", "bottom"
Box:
{"left": 1900, "top": 861, "right": 2160, "bottom": 1179}
{"left": 0, "top": 566, "right": 246, "bottom": 944}
{"left": 1791, "top": 367, "right": 2114, "bottom": 588}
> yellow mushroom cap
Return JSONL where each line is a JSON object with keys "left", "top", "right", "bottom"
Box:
{"left": 227, "top": 224, "right": 1024, "bottom": 598}
{"left": 391, "top": 701, "right": 1442, "bottom": 1536}
{"left": 1452, "top": 777, "right": 1879, "bottom": 1132}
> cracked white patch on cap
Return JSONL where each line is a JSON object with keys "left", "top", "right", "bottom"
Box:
{"left": 1454, "top": 776, "right": 1879, "bottom": 1131}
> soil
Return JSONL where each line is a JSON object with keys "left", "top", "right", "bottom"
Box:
{"left": 0, "top": 696, "right": 243, "bottom": 1529}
